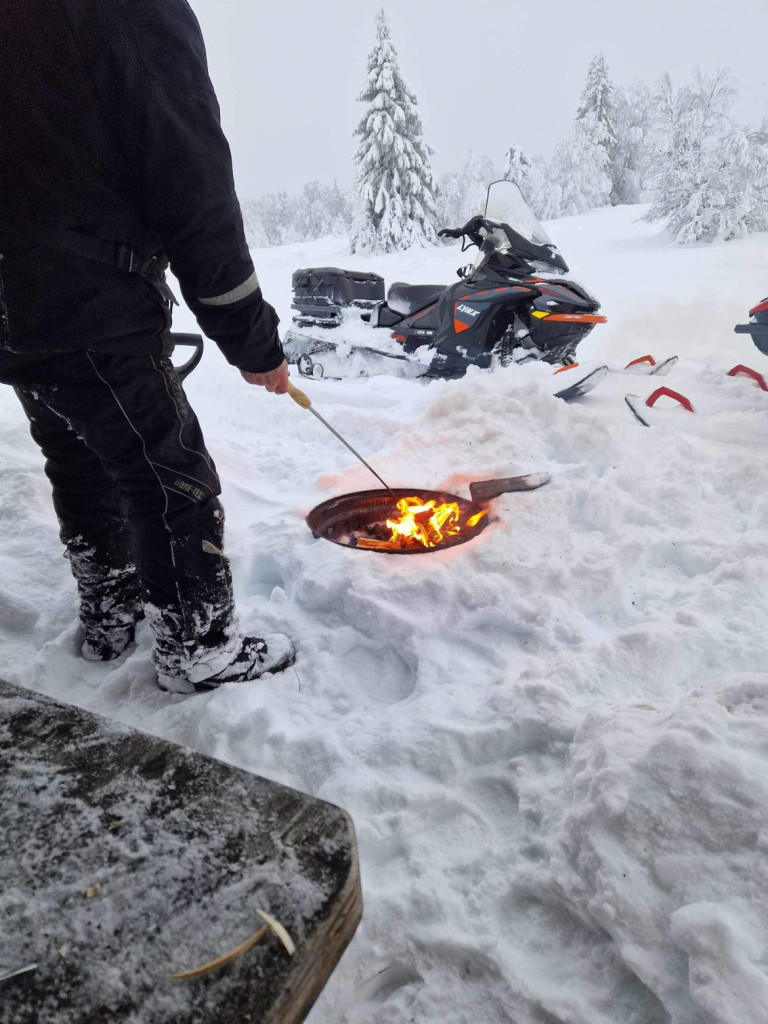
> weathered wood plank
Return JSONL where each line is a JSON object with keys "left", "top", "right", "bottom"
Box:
{"left": 0, "top": 680, "right": 362, "bottom": 1023}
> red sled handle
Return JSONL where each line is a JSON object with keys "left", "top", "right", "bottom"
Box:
{"left": 727, "top": 365, "right": 768, "bottom": 392}
{"left": 645, "top": 387, "right": 694, "bottom": 412}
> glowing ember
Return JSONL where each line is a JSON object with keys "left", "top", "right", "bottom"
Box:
{"left": 386, "top": 496, "right": 487, "bottom": 549}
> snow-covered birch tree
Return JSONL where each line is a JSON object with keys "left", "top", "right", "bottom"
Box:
{"left": 241, "top": 182, "right": 353, "bottom": 247}
{"left": 546, "top": 127, "right": 611, "bottom": 217}
{"left": 612, "top": 82, "right": 655, "bottom": 204}
{"left": 249, "top": 191, "right": 292, "bottom": 247}
{"left": 501, "top": 143, "right": 551, "bottom": 219}
{"left": 645, "top": 69, "right": 768, "bottom": 242}
{"left": 351, "top": 9, "right": 438, "bottom": 253}
{"left": 437, "top": 150, "right": 497, "bottom": 228}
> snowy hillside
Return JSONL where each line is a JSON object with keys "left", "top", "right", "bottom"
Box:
{"left": 3, "top": 206, "right": 768, "bottom": 1023}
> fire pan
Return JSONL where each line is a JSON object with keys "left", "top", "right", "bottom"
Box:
{"left": 306, "top": 488, "right": 489, "bottom": 554}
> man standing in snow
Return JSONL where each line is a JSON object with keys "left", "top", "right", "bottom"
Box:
{"left": 0, "top": 0, "right": 296, "bottom": 693}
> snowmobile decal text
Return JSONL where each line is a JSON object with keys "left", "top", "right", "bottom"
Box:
{"left": 456, "top": 304, "right": 481, "bottom": 318}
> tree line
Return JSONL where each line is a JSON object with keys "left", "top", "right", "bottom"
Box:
{"left": 243, "top": 11, "right": 768, "bottom": 251}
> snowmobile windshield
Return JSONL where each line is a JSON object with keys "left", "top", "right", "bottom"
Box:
{"left": 484, "top": 180, "right": 552, "bottom": 246}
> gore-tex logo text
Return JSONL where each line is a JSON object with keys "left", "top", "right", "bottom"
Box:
{"left": 174, "top": 478, "right": 206, "bottom": 502}
{"left": 456, "top": 304, "right": 480, "bottom": 318}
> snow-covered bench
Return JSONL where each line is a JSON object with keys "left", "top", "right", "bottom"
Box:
{"left": 0, "top": 679, "right": 361, "bottom": 1023}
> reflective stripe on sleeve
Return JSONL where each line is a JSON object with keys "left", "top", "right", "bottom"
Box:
{"left": 198, "top": 270, "right": 260, "bottom": 307}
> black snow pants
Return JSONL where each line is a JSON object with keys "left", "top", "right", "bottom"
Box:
{"left": 0, "top": 318, "right": 241, "bottom": 684}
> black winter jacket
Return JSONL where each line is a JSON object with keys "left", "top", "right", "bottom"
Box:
{"left": 0, "top": 0, "right": 283, "bottom": 372}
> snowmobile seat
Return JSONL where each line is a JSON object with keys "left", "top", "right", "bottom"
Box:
{"left": 386, "top": 282, "right": 445, "bottom": 317}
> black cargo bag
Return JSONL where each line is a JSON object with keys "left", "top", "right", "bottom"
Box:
{"left": 291, "top": 267, "right": 385, "bottom": 321}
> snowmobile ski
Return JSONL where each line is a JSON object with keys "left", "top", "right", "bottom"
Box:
{"left": 648, "top": 356, "right": 678, "bottom": 376}
{"left": 625, "top": 387, "right": 695, "bottom": 426}
{"left": 625, "top": 393, "right": 651, "bottom": 427}
{"left": 620, "top": 355, "right": 679, "bottom": 376}
{"left": 554, "top": 365, "right": 608, "bottom": 402}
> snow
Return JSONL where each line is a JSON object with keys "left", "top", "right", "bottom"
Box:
{"left": 3, "top": 206, "right": 768, "bottom": 1022}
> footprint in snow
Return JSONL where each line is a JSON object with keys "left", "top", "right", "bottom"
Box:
{"left": 342, "top": 644, "right": 416, "bottom": 705}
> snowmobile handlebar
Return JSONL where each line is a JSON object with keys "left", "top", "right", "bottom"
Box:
{"left": 438, "top": 215, "right": 496, "bottom": 248}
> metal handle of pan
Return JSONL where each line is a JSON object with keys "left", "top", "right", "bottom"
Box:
{"left": 469, "top": 472, "right": 551, "bottom": 503}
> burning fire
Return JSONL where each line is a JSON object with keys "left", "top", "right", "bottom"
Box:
{"left": 386, "top": 496, "right": 488, "bottom": 549}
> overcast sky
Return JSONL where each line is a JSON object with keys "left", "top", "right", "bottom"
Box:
{"left": 189, "top": 0, "right": 768, "bottom": 200}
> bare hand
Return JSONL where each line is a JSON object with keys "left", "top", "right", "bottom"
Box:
{"left": 240, "top": 359, "right": 290, "bottom": 394}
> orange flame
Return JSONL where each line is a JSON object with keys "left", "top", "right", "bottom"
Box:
{"left": 386, "top": 496, "right": 487, "bottom": 549}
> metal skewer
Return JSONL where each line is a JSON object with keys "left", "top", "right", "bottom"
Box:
{"left": 286, "top": 382, "right": 396, "bottom": 497}
{"left": 0, "top": 962, "right": 37, "bottom": 984}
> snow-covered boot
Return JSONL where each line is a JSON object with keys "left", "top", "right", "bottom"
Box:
{"left": 157, "top": 633, "right": 296, "bottom": 694}
{"left": 65, "top": 532, "right": 143, "bottom": 662}
{"left": 144, "top": 498, "right": 295, "bottom": 694}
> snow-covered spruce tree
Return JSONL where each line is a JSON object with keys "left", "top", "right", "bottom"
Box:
{"left": 351, "top": 9, "right": 438, "bottom": 253}
{"left": 646, "top": 69, "right": 768, "bottom": 242}
{"left": 502, "top": 144, "right": 533, "bottom": 193}
{"left": 573, "top": 52, "right": 618, "bottom": 207}
{"left": 540, "top": 55, "right": 615, "bottom": 219}
{"left": 574, "top": 53, "right": 616, "bottom": 205}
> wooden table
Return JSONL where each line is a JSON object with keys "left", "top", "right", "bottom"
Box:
{"left": 0, "top": 680, "right": 362, "bottom": 1023}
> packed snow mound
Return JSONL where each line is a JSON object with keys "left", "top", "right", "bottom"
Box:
{"left": 2, "top": 206, "right": 768, "bottom": 1023}
{"left": 513, "top": 678, "right": 768, "bottom": 1024}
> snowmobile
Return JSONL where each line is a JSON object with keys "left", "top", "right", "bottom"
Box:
{"left": 283, "top": 180, "right": 606, "bottom": 381}
{"left": 735, "top": 295, "right": 768, "bottom": 356}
